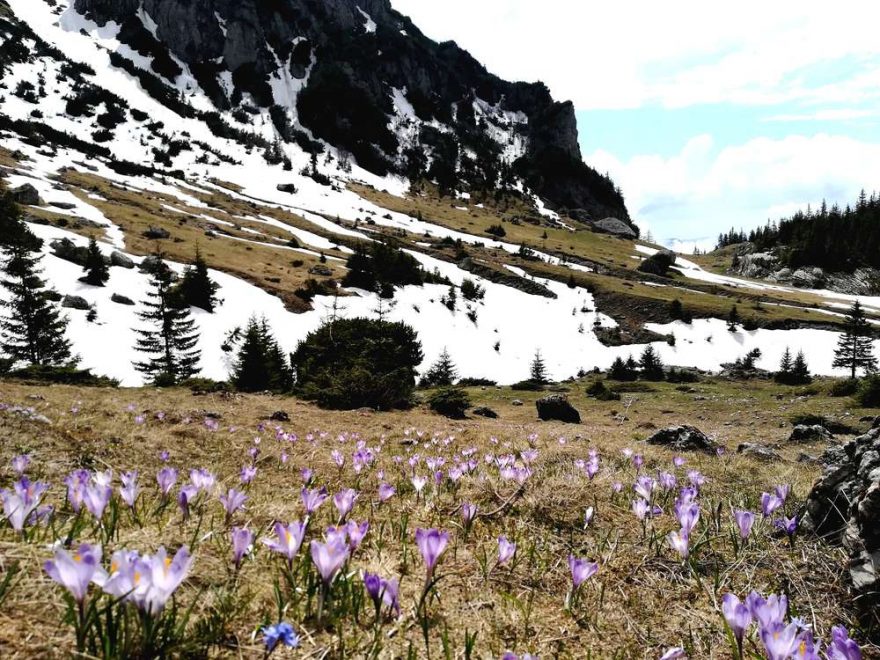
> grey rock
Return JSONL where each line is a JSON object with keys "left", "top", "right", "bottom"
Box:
{"left": 142, "top": 226, "right": 171, "bottom": 240}
{"left": 536, "top": 394, "right": 580, "bottom": 423}
{"left": 511, "top": 399, "right": 524, "bottom": 407}
{"left": 269, "top": 411, "right": 290, "bottom": 422}
{"left": 788, "top": 424, "right": 833, "bottom": 443}
{"left": 50, "top": 238, "right": 90, "bottom": 266}
{"left": 62, "top": 295, "right": 91, "bottom": 310}
{"left": 593, "top": 217, "right": 637, "bottom": 239}
{"left": 10, "top": 183, "right": 41, "bottom": 205}
{"left": 734, "top": 252, "right": 777, "bottom": 279}
{"left": 737, "top": 442, "right": 782, "bottom": 461}
{"left": 647, "top": 425, "right": 716, "bottom": 453}
{"left": 308, "top": 265, "right": 332, "bottom": 276}
{"left": 111, "top": 293, "right": 135, "bottom": 305}
{"left": 276, "top": 183, "right": 298, "bottom": 194}
{"left": 48, "top": 200, "right": 77, "bottom": 210}
{"left": 472, "top": 406, "right": 498, "bottom": 419}
{"left": 110, "top": 251, "right": 135, "bottom": 268}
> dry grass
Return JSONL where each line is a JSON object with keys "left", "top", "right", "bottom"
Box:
{"left": 0, "top": 377, "right": 876, "bottom": 658}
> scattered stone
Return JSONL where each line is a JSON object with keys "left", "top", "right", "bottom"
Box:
{"left": 646, "top": 425, "right": 716, "bottom": 453}
{"left": 535, "top": 395, "right": 580, "bottom": 423}
{"left": 276, "top": 184, "right": 298, "bottom": 194}
{"left": 11, "top": 183, "right": 41, "bottom": 205}
{"left": 111, "top": 293, "right": 135, "bottom": 306}
{"left": 50, "top": 237, "right": 89, "bottom": 266}
{"left": 269, "top": 411, "right": 290, "bottom": 422}
{"left": 788, "top": 424, "right": 834, "bottom": 443}
{"left": 139, "top": 255, "right": 176, "bottom": 278}
{"left": 48, "top": 200, "right": 76, "bottom": 210}
{"left": 62, "top": 295, "right": 90, "bottom": 310}
{"left": 802, "top": 427, "right": 880, "bottom": 610}
{"left": 143, "top": 226, "right": 171, "bottom": 240}
{"left": 111, "top": 251, "right": 135, "bottom": 269}
{"left": 737, "top": 443, "right": 782, "bottom": 461}
{"left": 798, "top": 453, "right": 819, "bottom": 464}
{"left": 0, "top": 405, "right": 51, "bottom": 425}
{"left": 511, "top": 399, "right": 523, "bottom": 407}
{"left": 472, "top": 406, "right": 499, "bottom": 419}
{"left": 308, "top": 265, "right": 332, "bottom": 276}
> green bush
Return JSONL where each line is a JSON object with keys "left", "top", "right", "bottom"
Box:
{"left": 458, "top": 377, "right": 497, "bottom": 387}
{"left": 428, "top": 387, "right": 471, "bottom": 418}
{"left": 291, "top": 317, "right": 422, "bottom": 410}
{"left": 3, "top": 365, "right": 118, "bottom": 387}
{"left": 511, "top": 379, "right": 544, "bottom": 391}
{"left": 856, "top": 375, "right": 880, "bottom": 408}
{"left": 666, "top": 368, "right": 700, "bottom": 383}
{"left": 586, "top": 380, "right": 621, "bottom": 401}
{"left": 829, "top": 378, "right": 860, "bottom": 397}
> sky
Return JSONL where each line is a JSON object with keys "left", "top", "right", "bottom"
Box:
{"left": 390, "top": 0, "right": 880, "bottom": 250}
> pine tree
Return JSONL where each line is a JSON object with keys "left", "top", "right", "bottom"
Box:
{"left": 639, "top": 345, "right": 665, "bottom": 381}
{"left": 420, "top": 347, "right": 458, "bottom": 387}
{"left": 530, "top": 349, "right": 548, "bottom": 384}
{"left": 0, "top": 195, "right": 73, "bottom": 368}
{"left": 791, "top": 351, "right": 812, "bottom": 385}
{"left": 608, "top": 356, "right": 637, "bottom": 381}
{"left": 81, "top": 236, "right": 109, "bottom": 286}
{"left": 832, "top": 301, "right": 878, "bottom": 379}
{"left": 133, "top": 255, "right": 201, "bottom": 385}
{"left": 233, "top": 316, "right": 292, "bottom": 392}
{"left": 775, "top": 347, "right": 794, "bottom": 384}
{"left": 176, "top": 245, "right": 220, "bottom": 312}
{"left": 727, "top": 305, "right": 740, "bottom": 331}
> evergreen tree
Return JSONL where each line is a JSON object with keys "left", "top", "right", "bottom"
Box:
{"left": 791, "top": 351, "right": 812, "bottom": 385}
{"left": 420, "top": 347, "right": 458, "bottom": 387}
{"left": 232, "top": 316, "right": 293, "bottom": 392}
{"left": 608, "top": 356, "right": 638, "bottom": 381}
{"left": 639, "top": 345, "right": 665, "bottom": 381}
{"left": 0, "top": 195, "right": 73, "bottom": 368}
{"left": 81, "top": 236, "right": 109, "bottom": 286}
{"left": 775, "top": 347, "right": 794, "bottom": 384}
{"left": 727, "top": 305, "right": 740, "bottom": 331}
{"left": 176, "top": 245, "right": 220, "bottom": 312}
{"left": 832, "top": 301, "right": 878, "bottom": 379}
{"left": 133, "top": 255, "right": 201, "bottom": 385}
{"left": 530, "top": 349, "right": 548, "bottom": 384}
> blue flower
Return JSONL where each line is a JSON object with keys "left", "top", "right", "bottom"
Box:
{"left": 263, "top": 621, "right": 300, "bottom": 652}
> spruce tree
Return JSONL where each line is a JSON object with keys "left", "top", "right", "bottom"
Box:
{"left": 0, "top": 195, "right": 73, "bottom": 367}
{"left": 133, "top": 255, "right": 201, "bottom": 385}
{"left": 791, "top": 351, "right": 812, "bottom": 385}
{"left": 420, "top": 347, "right": 458, "bottom": 387}
{"left": 639, "top": 346, "right": 665, "bottom": 381}
{"left": 232, "top": 316, "right": 292, "bottom": 392}
{"left": 530, "top": 349, "right": 548, "bottom": 384}
{"left": 609, "top": 356, "right": 637, "bottom": 381}
{"left": 832, "top": 301, "right": 878, "bottom": 379}
{"left": 775, "top": 347, "right": 794, "bottom": 384}
{"left": 727, "top": 305, "right": 740, "bottom": 331}
{"left": 81, "top": 236, "right": 109, "bottom": 286}
{"left": 176, "top": 245, "right": 220, "bottom": 312}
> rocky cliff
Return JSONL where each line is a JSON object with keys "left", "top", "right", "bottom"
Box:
{"left": 73, "top": 0, "right": 631, "bottom": 225}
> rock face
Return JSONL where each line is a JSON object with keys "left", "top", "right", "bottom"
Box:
{"left": 10, "top": 183, "right": 41, "bottom": 205}
{"left": 788, "top": 424, "right": 834, "bottom": 443}
{"left": 647, "top": 425, "right": 716, "bottom": 453}
{"left": 593, "top": 217, "right": 637, "bottom": 239}
{"left": 72, "top": 0, "right": 632, "bottom": 225}
{"left": 802, "top": 427, "right": 880, "bottom": 606}
{"left": 536, "top": 395, "right": 580, "bottom": 423}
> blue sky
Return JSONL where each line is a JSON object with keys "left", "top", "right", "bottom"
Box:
{"left": 390, "top": 0, "right": 880, "bottom": 249}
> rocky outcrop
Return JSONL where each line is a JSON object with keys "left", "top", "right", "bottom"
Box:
{"left": 647, "top": 425, "right": 716, "bottom": 453}
{"left": 62, "top": 295, "right": 90, "bottom": 310}
{"left": 802, "top": 427, "right": 880, "bottom": 608}
{"left": 10, "top": 183, "right": 41, "bottom": 205}
{"left": 788, "top": 424, "right": 834, "bottom": 444}
{"left": 536, "top": 395, "right": 580, "bottom": 423}
{"left": 737, "top": 442, "right": 781, "bottom": 461}
{"left": 110, "top": 251, "right": 135, "bottom": 268}
{"left": 593, "top": 217, "right": 638, "bottom": 239}
{"left": 50, "top": 238, "right": 89, "bottom": 266}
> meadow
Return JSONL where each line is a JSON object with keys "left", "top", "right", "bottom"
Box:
{"left": 0, "top": 377, "right": 876, "bottom": 658}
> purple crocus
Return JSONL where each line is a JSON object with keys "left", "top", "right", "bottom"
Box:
{"left": 828, "top": 626, "right": 862, "bottom": 660}
{"left": 675, "top": 501, "right": 700, "bottom": 535}
{"left": 415, "top": 528, "right": 449, "bottom": 577}
{"left": 157, "top": 467, "right": 178, "bottom": 498}
{"left": 65, "top": 469, "right": 90, "bottom": 512}
{"left": 749, "top": 591, "right": 788, "bottom": 629}
{"left": 568, "top": 555, "right": 598, "bottom": 588}
{"left": 378, "top": 483, "right": 395, "bottom": 502}
{"left": 659, "top": 649, "right": 687, "bottom": 660}
{"left": 1, "top": 477, "right": 49, "bottom": 532}
{"left": 240, "top": 466, "right": 257, "bottom": 484}
{"left": 497, "top": 536, "right": 516, "bottom": 566}
{"left": 136, "top": 546, "right": 192, "bottom": 615}
{"left": 11, "top": 454, "right": 30, "bottom": 475}
{"left": 761, "top": 492, "right": 783, "bottom": 518}
{"left": 667, "top": 529, "right": 690, "bottom": 560}
{"left": 219, "top": 488, "right": 247, "bottom": 519}
{"left": 262, "top": 521, "right": 306, "bottom": 564}
{"left": 301, "top": 486, "right": 328, "bottom": 515}
{"left": 84, "top": 482, "right": 112, "bottom": 520}
{"left": 333, "top": 488, "right": 358, "bottom": 521}
{"left": 775, "top": 515, "right": 798, "bottom": 544}
{"left": 310, "top": 539, "right": 349, "bottom": 585}
{"left": 119, "top": 471, "right": 139, "bottom": 508}
{"left": 760, "top": 622, "right": 799, "bottom": 660}
{"left": 178, "top": 484, "right": 198, "bottom": 520}
{"left": 44, "top": 543, "right": 104, "bottom": 603}
{"left": 231, "top": 527, "right": 253, "bottom": 569}
{"left": 775, "top": 483, "right": 791, "bottom": 502}
{"left": 734, "top": 510, "right": 755, "bottom": 540}
{"left": 721, "top": 593, "right": 752, "bottom": 656}
{"left": 346, "top": 520, "right": 369, "bottom": 550}
{"left": 460, "top": 502, "right": 477, "bottom": 529}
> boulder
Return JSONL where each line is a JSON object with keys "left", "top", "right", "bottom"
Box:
{"left": 10, "top": 183, "right": 41, "bottom": 205}
{"left": 110, "top": 251, "right": 135, "bottom": 269}
{"left": 142, "top": 226, "right": 171, "bottom": 240}
{"left": 269, "top": 411, "right": 290, "bottom": 422}
{"left": 50, "top": 238, "right": 89, "bottom": 266}
{"left": 511, "top": 399, "right": 524, "bottom": 407}
{"left": 139, "top": 255, "right": 176, "bottom": 279}
{"left": 48, "top": 200, "right": 76, "bottom": 210}
{"left": 308, "top": 265, "right": 333, "bottom": 276}
{"left": 111, "top": 293, "right": 135, "bottom": 305}
{"left": 646, "top": 425, "right": 716, "bottom": 453}
{"left": 735, "top": 252, "right": 777, "bottom": 279}
{"left": 788, "top": 424, "right": 833, "bottom": 443}
{"left": 790, "top": 267, "right": 825, "bottom": 289}
{"left": 535, "top": 395, "right": 580, "bottom": 423}
{"left": 802, "top": 427, "right": 880, "bottom": 608}
{"left": 472, "top": 406, "right": 499, "bottom": 419}
{"left": 592, "top": 217, "right": 637, "bottom": 239}
{"left": 276, "top": 183, "right": 298, "bottom": 194}
{"left": 737, "top": 443, "right": 782, "bottom": 461}
{"left": 62, "top": 295, "right": 90, "bottom": 310}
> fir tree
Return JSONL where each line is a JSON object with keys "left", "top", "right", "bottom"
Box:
{"left": 791, "top": 351, "right": 812, "bottom": 385}
{"left": 232, "top": 316, "right": 293, "bottom": 392}
{"left": 608, "top": 356, "right": 638, "bottom": 381}
{"left": 775, "top": 347, "right": 794, "bottom": 383}
{"left": 80, "top": 236, "right": 109, "bottom": 286}
{"left": 727, "top": 305, "right": 740, "bottom": 331}
{"left": 133, "top": 255, "right": 201, "bottom": 385}
{"left": 639, "top": 345, "right": 665, "bottom": 381}
{"left": 0, "top": 195, "right": 73, "bottom": 367}
{"left": 176, "top": 245, "right": 220, "bottom": 312}
{"left": 530, "top": 349, "right": 548, "bottom": 384}
{"left": 832, "top": 301, "right": 878, "bottom": 379}
{"left": 420, "top": 348, "right": 458, "bottom": 387}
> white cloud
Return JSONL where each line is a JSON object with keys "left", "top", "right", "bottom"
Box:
{"left": 763, "top": 109, "right": 877, "bottom": 122}
{"left": 588, "top": 134, "right": 880, "bottom": 242}
{"left": 390, "top": 0, "right": 880, "bottom": 110}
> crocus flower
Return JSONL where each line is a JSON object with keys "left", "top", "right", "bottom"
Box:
{"left": 301, "top": 486, "right": 328, "bottom": 515}
{"left": 65, "top": 470, "right": 90, "bottom": 512}
{"left": 300, "top": 468, "right": 314, "bottom": 485}
{"left": 346, "top": 520, "right": 369, "bottom": 550}
{"left": 136, "top": 546, "right": 192, "bottom": 615}
{"left": 231, "top": 527, "right": 253, "bottom": 569}
{"left": 675, "top": 501, "right": 700, "bottom": 535}
{"left": 498, "top": 536, "right": 516, "bottom": 566}
{"left": 634, "top": 476, "right": 656, "bottom": 501}
{"left": 101, "top": 550, "right": 143, "bottom": 603}
{"left": 415, "top": 528, "right": 449, "bottom": 576}
{"left": 673, "top": 456, "right": 685, "bottom": 467}
{"left": 310, "top": 539, "right": 349, "bottom": 585}
{"left": 240, "top": 466, "right": 257, "bottom": 484}
{"left": 461, "top": 502, "right": 477, "bottom": 528}
{"left": 11, "top": 454, "right": 30, "bottom": 474}
{"left": 775, "top": 483, "right": 791, "bottom": 502}
{"left": 190, "top": 468, "right": 216, "bottom": 492}
{"left": 411, "top": 475, "right": 427, "bottom": 495}
{"left": 660, "top": 649, "right": 687, "bottom": 660}
{"left": 333, "top": 488, "right": 358, "bottom": 520}
{"left": 219, "top": 488, "right": 247, "bottom": 519}
{"left": 721, "top": 593, "right": 752, "bottom": 655}
{"left": 262, "top": 621, "right": 300, "bottom": 652}
{"left": 157, "top": 467, "right": 178, "bottom": 498}
{"left": 119, "top": 471, "right": 139, "bottom": 508}
{"left": 84, "top": 482, "right": 112, "bottom": 519}
{"left": 584, "top": 506, "right": 594, "bottom": 528}
{"left": 262, "top": 522, "right": 306, "bottom": 563}
{"left": 363, "top": 571, "right": 385, "bottom": 610}
{"left": 760, "top": 622, "right": 799, "bottom": 660}
{"left": 734, "top": 510, "right": 755, "bottom": 540}
{"left": 749, "top": 591, "right": 788, "bottom": 629}
{"left": 775, "top": 515, "right": 798, "bottom": 542}
{"left": 828, "top": 626, "right": 862, "bottom": 660}
{"left": 44, "top": 543, "right": 105, "bottom": 603}
{"left": 378, "top": 483, "right": 395, "bottom": 502}
{"left": 1, "top": 477, "right": 49, "bottom": 532}
{"left": 761, "top": 492, "right": 783, "bottom": 518}
{"left": 667, "top": 529, "right": 690, "bottom": 560}
{"left": 178, "top": 484, "right": 198, "bottom": 520}
{"left": 568, "top": 555, "right": 598, "bottom": 588}
{"left": 792, "top": 630, "right": 820, "bottom": 660}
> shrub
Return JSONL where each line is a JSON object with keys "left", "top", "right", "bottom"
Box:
{"left": 458, "top": 377, "right": 497, "bottom": 387}
{"left": 586, "top": 380, "right": 621, "bottom": 401}
{"left": 666, "top": 368, "right": 700, "bottom": 383}
{"left": 3, "top": 365, "right": 118, "bottom": 387}
{"left": 428, "top": 387, "right": 471, "bottom": 418}
{"left": 856, "top": 375, "right": 880, "bottom": 408}
{"left": 486, "top": 224, "right": 506, "bottom": 238}
{"left": 637, "top": 250, "right": 676, "bottom": 276}
{"left": 291, "top": 317, "right": 422, "bottom": 410}
{"left": 829, "top": 378, "right": 860, "bottom": 397}
{"left": 511, "top": 379, "right": 544, "bottom": 391}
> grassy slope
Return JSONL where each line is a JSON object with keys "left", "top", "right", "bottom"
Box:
{"left": 0, "top": 376, "right": 876, "bottom": 657}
